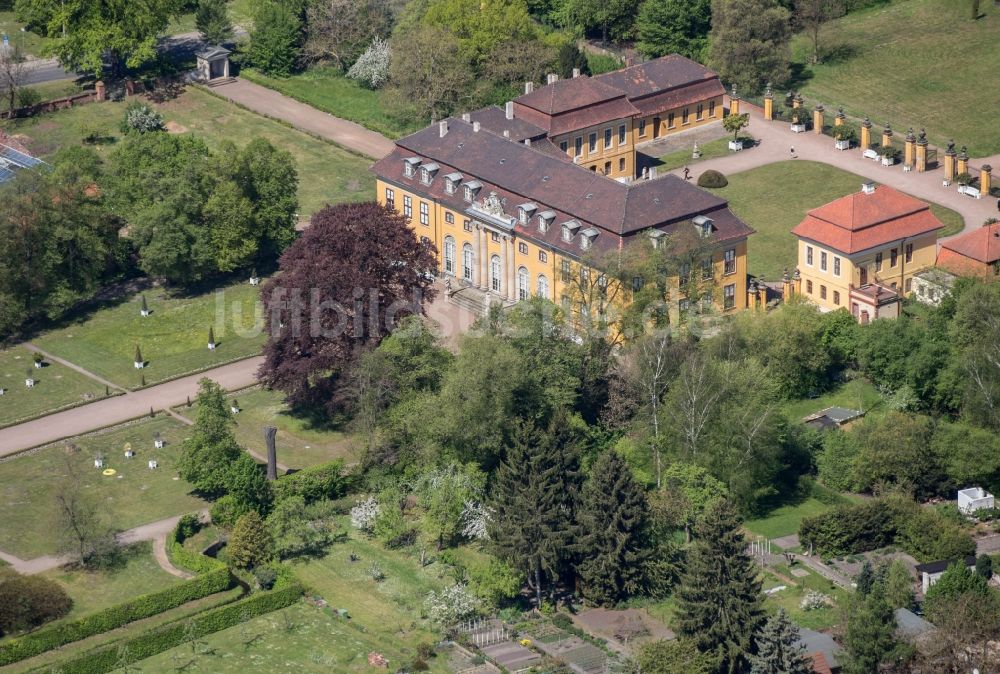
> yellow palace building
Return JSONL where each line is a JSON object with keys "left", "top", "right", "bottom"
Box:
{"left": 371, "top": 55, "right": 753, "bottom": 323}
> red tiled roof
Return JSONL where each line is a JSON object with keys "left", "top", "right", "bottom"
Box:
{"left": 626, "top": 78, "right": 726, "bottom": 118}
{"left": 516, "top": 76, "right": 626, "bottom": 115}
{"left": 939, "top": 222, "right": 1000, "bottom": 264}
{"left": 595, "top": 54, "right": 721, "bottom": 98}
{"left": 791, "top": 185, "right": 944, "bottom": 254}
{"left": 466, "top": 106, "right": 546, "bottom": 143}
{"left": 809, "top": 652, "right": 833, "bottom": 674}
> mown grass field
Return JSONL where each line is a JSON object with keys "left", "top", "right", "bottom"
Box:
{"left": 791, "top": 0, "right": 1000, "bottom": 156}
{"left": 241, "top": 67, "right": 423, "bottom": 139}
{"left": 762, "top": 562, "right": 850, "bottom": 631}
{"left": 781, "top": 377, "right": 885, "bottom": 423}
{"left": 656, "top": 135, "right": 755, "bottom": 171}
{"left": 745, "top": 481, "right": 863, "bottom": 541}
{"left": 0, "top": 347, "right": 108, "bottom": 428}
{"left": 717, "top": 161, "right": 965, "bottom": 279}
{"left": 179, "top": 387, "right": 357, "bottom": 469}
{"left": 0, "top": 416, "right": 202, "bottom": 559}
{"left": 0, "top": 11, "right": 52, "bottom": 57}
{"left": 33, "top": 282, "right": 264, "bottom": 390}
{"left": 0, "top": 86, "right": 373, "bottom": 217}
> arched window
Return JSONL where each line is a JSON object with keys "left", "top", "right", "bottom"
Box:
{"left": 490, "top": 255, "right": 502, "bottom": 293}
{"left": 462, "top": 243, "right": 474, "bottom": 280}
{"left": 536, "top": 274, "right": 549, "bottom": 299}
{"left": 517, "top": 267, "right": 529, "bottom": 301}
{"left": 443, "top": 236, "right": 456, "bottom": 275}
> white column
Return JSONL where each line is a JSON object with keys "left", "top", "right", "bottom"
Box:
{"left": 480, "top": 226, "right": 489, "bottom": 292}
{"left": 506, "top": 236, "right": 516, "bottom": 301}
{"left": 473, "top": 225, "right": 482, "bottom": 288}
{"left": 500, "top": 235, "right": 508, "bottom": 298}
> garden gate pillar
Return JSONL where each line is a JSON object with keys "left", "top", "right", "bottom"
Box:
{"left": 943, "top": 141, "right": 957, "bottom": 182}
{"left": 835, "top": 107, "right": 845, "bottom": 127}
{"left": 95, "top": 81, "right": 106, "bottom": 102}
{"left": 763, "top": 83, "right": 773, "bottom": 121}
{"left": 958, "top": 146, "right": 969, "bottom": 176}
{"left": 729, "top": 85, "right": 740, "bottom": 115}
{"left": 904, "top": 128, "right": 916, "bottom": 167}
{"left": 915, "top": 129, "right": 928, "bottom": 172}
{"left": 812, "top": 105, "right": 824, "bottom": 134}
{"left": 981, "top": 165, "right": 992, "bottom": 195}
{"left": 881, "top": 123, "right": 893, "bottom": 148}
{"left": 860, "top": 117, "right": 872, "bottom": 152}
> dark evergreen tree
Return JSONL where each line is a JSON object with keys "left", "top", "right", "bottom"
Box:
{"left": 488, "top": 421, "right": 575, "bottom": 607}
{"left": 195, "top": 0, "right": 233, "bottom": 45}
{"left": 228, "top": 510, "right": 274, "bottom": 570}
{"left": 178, "top": 378, "right": 243, "bottom": 494}
{"left": 556, "top": 42, "right": 590, "bottom": 79}
{"left": 855, "top": 560, "right": 875, "bottom": 596}
{"left": 675, "top": 499, "right": 764, "bottom": 674}
{"left": 574, "top": 449, "right": 649, "bottom": 605}
{"left": 748, "top": 609, "right": 812, "bottom": 674}
{"left": 842, "top": 593, "right": 900, "bottom": 674}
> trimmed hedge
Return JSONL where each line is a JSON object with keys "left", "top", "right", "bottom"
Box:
{"left": 0, "top": 566, "right": 232, "bottom": 666}
{"left": 697, "top": 170, "right": 728, "bottom": 188}
{"left": 36, "top": 580, "right": 304, "bottom": 674}
{"left": 272, "top": 459, "right": 350, "bottom": 504}
{"left": 167, "top": 520, "right": 228, "bottom": 576}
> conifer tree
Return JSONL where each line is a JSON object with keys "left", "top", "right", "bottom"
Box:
{"left": 134, "top": 345, "right": 143, "bottom": 365}
{"left": 228, "top": 510, "right": 274, "bottom": 570}
{"left": 140, "top": 294, "right": 148, "bottom": 315}
{"left": 574, "top": 449, "right": 649, "bottom": 605}
{"left": 488, "top": 421, "right": 575, "bottom": 607}
{"left": 675, "top": 499, "right": 765, "bottom": 673}
{"left": 178, "top": 378, "right": 242, "bottom": 493}
{"left": 842, "top": 593, "right": 899, "bottom": 674}
{"left": 748, "top": 609, "right": 812, "bottom": 674}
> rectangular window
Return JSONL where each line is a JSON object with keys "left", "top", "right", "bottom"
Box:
{"left": 820, "top": 285, "right": 827, "bottom": 300}
{"left": 588, "top": 133, "right": 597, "bottom": 153}
{"left": 463, "top": 219, "right": 472, "bottom": 232}
{"left": 403, "top": 195, "right": 412, "bottom": 219}
{"left": 696, "top": 103, "right": 704, "bottom": 120}
{"left": 679, "top": 298, "right": 689, "bottom": 312}
{"left": 538, "top": 250, "right": 547, "bottom": 263}
{"left": 709, "top": 100, "right": 716, "bottom": 117}
{"left": 575, "top": 136, "right": 583, "bottom": 157}
{"left": 833, "top": 290, "right": 841, "bottom": 305}
{"left": 724, "top": 284, "right": 735, "bottom": 309}
{"left": 491, "top": 232, "right": 500, "bottom": 243}
{"left": 445, "top": 212, "right": 454, "bottom": 224}
{"left": 724, "top": 248, "right": 736, "bottom": 275}
{"left": 890, "top": 248, "right": 898, "bottom": 267}
{"left": 560, "top": 140, "right": 568, "bottom": 153}
{"left": 682, "top": 108, "right": 689, "bottom": 124}
{"left": 618, "top": 124, "right": 626, "bottom": 145}
{"left": 905, "top": 278, "right": 912, "bottom": 292}
{"left": 875, "top": 252, "right": 883, "bottom": 271}
{"left": 464, "top": 186, "right": 473, "bottom": 202}
{"left": 632, "top": 276, "right": 644, "bottom": 291}
{"left": 639, "top": 119, "right": 646, "bottom": 136}
{"left": 806, "top": 246, "right": 813, "bottom": 266}
{"left": 679, "top": 263, "right": 690, "bottom": 286}
{"left": 604, "top": 128, "right": 612, "bottom": 149}
{"left": 604, "top": 161, "right": 611, "bottom": 175}
{"left": 419, "top": 201, "right": 429, "bottom": 225}
{"left": 619, "top": 157, "right": 626, "bottom": 172}
{"left": 445, "top": 180, "right": 455, "bottom": 195}
{"left": 561, "top": 260, "right": 571, "bottom": 282}
{"left": 385, "top": 187, "right": 395, "bottom": 209}
{"left": 561, "top": 295, "right": 570, "bottom": 310}
{"left": 820, "top": 251, "right": 828, "bottom": 272}
{"left": 518, "top": 242, "right": 528, "bottom": 255}
{"left": 701, "top": 257, "right": 713, "bottom": 280}
{"left": 806, "top": 279, "right": 813, "bottom": 294}
{"left": 667, "top": 112, "right": 675, "bottom": 129}
{"left": 833, "top": 257, "right": 841, "bottom": 276}
{"left": 905, "top": 243, "right": 913, "bottom": 263}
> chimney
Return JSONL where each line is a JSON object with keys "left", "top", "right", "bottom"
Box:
{"left": 524, "top": 81, "right": 534, "bottom": 94}
{"left": 263, "top": 426, "right": 278, "bottom": 481}
{"left": 439, "top": 120, "right": 448, "bottom": 137}
{"left": 473, "top": 121, "right": 481, "bottom": 133}
{"left": 461, "top": 112, "right": 471, "bottom": 123}
{"left": 524, "top": 138, "right": 532, "bottom": 147}
{"left": 547, "top": 73, "right": 558, "bottom": 84}
{"left": 503, "top": 129, "right": 510, "bottom": 139}
{"left": 505, "top": 101, "right": 514, "bottom": 120}
{"left": 862, "top": 181, "right": 876, "bottom": 195}
{"left": 572, "top": 67, "right": 580, "bottom": 78}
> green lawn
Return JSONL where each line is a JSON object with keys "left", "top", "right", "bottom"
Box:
{"left": 0, "top": 11, "right": 53, "bottom": 57}
{"left": 241, "top": 67, "right": 422, "bottom": 139}
{"left": 22, "top": 79, "right": 87, "bottom": 103}
{"left": 33, "top": 282, "right": 264, "bottom": 390}
{"left": 136, "top": 600, "right": 449, "bottom": 673}
{"left": 228, "top": 0, "right": 256, "bottom": 28}
{"left": 179, "top": 387, "right": 357, "bottom": 469}
{"left": 0, "top": 86, "right": 373, "bottom": 217}
{"left": 717, "top": 161, "right": 965, "bottom": 279}
{"left": 40, "top": 542, "right": 182, "bottom": 619}
{"left": 791, "top": 0, "right": 1000, "bottom": 156}
{"left": 762, "top": 563, "right": 849, "bottom": 631}
{"left": 745, "top": 481, "right": 861, "bottom": 541}
{"left": 781, "top": 378, "right": 885, "bottom": 423}
{"left": 656, "top": 135, "right": 754, "bottom": 171}
{"left": 0, "top": 347, "right": 109, "bottom": 428}
{"left": 0, "top": 417, "right": 203, "bottom": 559}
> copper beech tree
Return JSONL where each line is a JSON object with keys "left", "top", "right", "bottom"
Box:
{"left": 258, "top": 201, "right": 438, "bottom": 408}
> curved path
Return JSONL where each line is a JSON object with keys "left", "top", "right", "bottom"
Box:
{"left": 662, "top": 100, "right": 997, "bottom": 238}
{"left": 0, "top": 356, "right": 263, "bottom": 458}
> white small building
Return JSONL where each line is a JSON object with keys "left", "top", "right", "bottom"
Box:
{"left": 912, "top": 268, "right": 956, "bottom": 307}
{"left": 958, "top": 486, "right": 995, "bottom": 515}
{"left": 915, "top": 556, "right": 977, "bottom": 594}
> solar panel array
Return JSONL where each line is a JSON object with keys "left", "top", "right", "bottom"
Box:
{"left": 0, "top": 143, "right": 46, "bottom": 184}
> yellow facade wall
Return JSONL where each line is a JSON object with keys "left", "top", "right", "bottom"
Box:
{"left": 552, "top": 118, "right": 635, "bottom": 180}
{"left": 633, "top": 95, "right": 724, "bottom": 146}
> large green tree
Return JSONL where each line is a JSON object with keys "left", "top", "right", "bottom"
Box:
{"left": 748, "top": 609, "right": 812, "bottom": 674}
{"left": 638, "top": 639, "right": 716, "bottom": 674}
{"left": 228, "top": 511, "right": 275, "bottom": 569}
{"left": 246, "top": 0, "right": 302, "bottom": 76}
{"left": 15, "top": 0, "right": 180, "bottom": 76}
{"left": 556, "top": 0, "right": 642, "bottom": 43}
{"left": 707, "top": 0, "right": 791, "bottom": 95}
{"left": 675, "top": 499, "right": 764, "bottom": 673}
{"left": 178, "top": 378, "right": 243, "bottom": 494}
{"left": 385, "top": 24, "right": 472, "bottom": 122}
{"left": 636, "top": 0, "right": 711, "bottom": 61}
{"left": 842, "top": 592, "right": 902, "bottom": 674}
{"left": 574, "top": 450, "right": 649, "bottom": 605}
{"left": 195, "top": 0, "right": 233, "bottom": 44}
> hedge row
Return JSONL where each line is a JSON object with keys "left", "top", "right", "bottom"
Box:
{"left": 0, "top": 566, "right": 232, "bottom": 666}
{"left": 36, "top": 581, "right": 304, "bottom": 674}
{"left": 272, "top": 459, "right": 351, "bottom": 504}
{"left": 167, "top": 527, "right": 227, "bottom": 576}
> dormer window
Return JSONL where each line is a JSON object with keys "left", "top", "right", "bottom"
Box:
{"left": 444, "top": 172, "right": 462, "bottom": 195}
{"left": 420, "top": 163, "right": 439, "bottom": 185}
{"left": 463, "top": 180, "right": 482, "bottom": 202}
{"left": 561, "top": 220, "right": 581, "bottom": 242}
{"left": 403, "top": 157, "right": 421, "bottom": 178}
{"left": 693, "top": 215, "right": 714, "bottom": 238}
{"left": 518, "top": 203, "right": 538, "bottom": 225}
{"left": 580, "top": 227, "right": 599, "bottom": 251}
{"left": 538, "top": 210, "right": 555, "bottom": 233}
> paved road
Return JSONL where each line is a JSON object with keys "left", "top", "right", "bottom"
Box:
{"left": 662, "top": 100, "right": 997, "bottom": 238}
{"left": 0, "top": 356, "right": 262, "bottom": 457}
{"left": 209, "top": 78, "right": 396, "bottom": 160}
{"left": 22, "top": 57, "right": 73, "bottom": 85}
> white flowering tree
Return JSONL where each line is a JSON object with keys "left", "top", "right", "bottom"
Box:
{"left": 424, "top": 583, "right": 478, "bottom": 626}
{"left": 350, "top": 496, "right": 379, "bottom": 534}
{"left": 416, "top": 464, "right": 485, "bottom": 549}
{"left": 460, "top": 500, "right": 492, "bottom": 541}
{"left": 347, "top": 36, "right": 390, "bottom": 89}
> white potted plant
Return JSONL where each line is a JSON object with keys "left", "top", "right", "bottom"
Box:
{"left": 833, "top": 125, "right": 854, "bottom": 151}
{"left": 723, "top": 112, "right": 749, "bottom": 151}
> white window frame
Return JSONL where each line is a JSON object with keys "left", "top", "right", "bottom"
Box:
{"left": 833, "top": 256, "right": 841, "bottom": 277}
{"left": 419, "top": 201, "right": 429, "bottom": 226}
{"left": 517, "top": 267, "right": 529, "bottom": 301}
{"left": 820, "top": 251, "right": 828, "bottom": 272}
{"left": 462, "top": 243, "right": 474, "bottom": 280}
{"left": 490, "top": 255, "right": 502, "bottom": 293}
{"left": 403, "top": 195, "right": 412, "bottom": 219}
{"left": 806, "top": 245, "right": 814, "bottom": 266}
{"left": 537, "top": 274, "right": 549, "bottom": 299}
{"left": 444, "top": 236, "right": 456, "bottom": 274}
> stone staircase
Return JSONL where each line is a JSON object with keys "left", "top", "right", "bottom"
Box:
{"left": 448, "top": 286, "right": 508, "bottom": 316}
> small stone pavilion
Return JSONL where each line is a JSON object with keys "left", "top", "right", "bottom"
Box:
{"left": 195, "top": 46, "right": 232, "bottom": 83}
